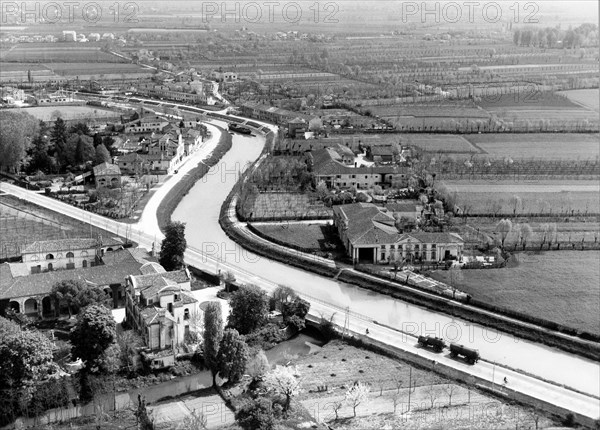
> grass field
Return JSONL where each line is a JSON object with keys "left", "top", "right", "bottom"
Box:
{"left": 477, "top": 92, "right": 581, "bottom": 110}
{"left": 22, "top": 106, "right": 122, "bottom": 121}
{"left": 560, "top": 89, "right": 600, "bottom": 112}
{"left": 431, "top": 251, "right": 600, "bottom": 335}
{"left": 465, "top": 133, "right": 600, "bottom": 160}
{"left": 252, "top": 222, "right": 339, "bottom": 253}
{"left": 43, "top": 62, "right": 148, "bottom": 76}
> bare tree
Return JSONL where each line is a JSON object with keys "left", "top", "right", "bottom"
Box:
{"left": 442, "top": 384, "right": 458, "bottom": 406}
{"left": 392, "top": 392, "right": 401, "bottom": 414}
{"left": 425, "top": 384, "right": 438, "bottom": 409}
{"left": 510, "top": 195, "right": 522, "bottom": 218}
{"left": 392, "top": 374, "right": 403, "bottom": 393}
{"left": 331, "top": 400, "right": 343, "bottom": 421}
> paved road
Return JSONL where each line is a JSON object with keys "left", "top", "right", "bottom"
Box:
{"left": 3, "top": 181, "right": 598, "bottom": 420}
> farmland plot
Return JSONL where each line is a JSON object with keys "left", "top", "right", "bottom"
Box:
{"left": 23, "top": 106, "right": 122, "bottom": 121}
{"left": 406, "top": 135, "right": 478, "bottom": 153}
{"left": 3, "top": 46, "right": 122, "bottom": 63}
{"left": 250, "top": 193, "right": 332, "bottom": 220}
{"left": 432, "top": 251, "right": 600, "bottom": 335}
{"left": 465, "top": 133, "right": 600, "bottom": 160}
{"left": 560, "top": 88, "right": 600, "bottom": 112}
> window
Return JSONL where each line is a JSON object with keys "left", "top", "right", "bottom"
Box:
{"left": 48, "top": 263, "right": 53, "bottom": 271}
{"left": 45, "top": 254, "right": 54, "bottom": 260}
{"left": 184, "top": 308, "right": 190, "bottom": 320}
{"left": 66, "top": 252, "right": 74, "bottom": 259}
{"left": 82, "top": 260, "right": 87, "bottom": 267}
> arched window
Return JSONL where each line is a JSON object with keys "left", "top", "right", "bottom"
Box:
{"left": 82, "top": 260, "right": 87, "bottom": 268}
{"left": 184, "top": 308, "right": 190, "bottom": 320}
{"left": 66, "top": 252, "right": 74, "bottom": 259}
{"left": 48, "top": 263, "right": 53, "bottom": 271}
{"left": 46, "top": 253, "right": 54, "bottom": 260}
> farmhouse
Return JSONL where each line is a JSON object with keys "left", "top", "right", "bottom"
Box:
{"left": 308, "top": 148, "right": 410, "bottom": 189}
{"left": 93, "top": 162, "right": 122, "bottom": 189}
{"left": 125, "top": 264, "right": 200, "bottom": 353}
{"left": 333, "top": 203, "right": 464, "bottom": 264}
{"left": 0, "top": 242, "right": 148, "bottom": 318}
{"left": 240, "top": 102, "right": 314, "bottom": 126}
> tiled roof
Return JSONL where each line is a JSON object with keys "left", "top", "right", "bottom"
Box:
{"left": 371, "top": 146, "right": 395, "bottom": 156}
{"left": 140, "top": 307, "right": 175, "bottom": 325}
{"left": 118, "top": 152, "right": 145, "bottom": 162}
{"left": 93, "top": 162, "right": 121, "bottom": 176}
{"left": 399, "top": 232, "right": 464, "bottom": 244}
{"left": 0, "top": 248, "right": 144, "bottom": 300}
{"left": 385, "top": 202, "right": 419, "bottom": 213}
{"left": 130, "top": 269, "right": 190, "bottom": 291}
{"left": 140, "top": 262, "right": 166, "bottom": 275}
{"left": 310, "top": 149, "right": 409, "bottom": 176}
{"left": 22, "top": 238, "right": 99, "bottom": 254}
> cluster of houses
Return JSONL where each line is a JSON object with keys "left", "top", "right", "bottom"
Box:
{"left": 0, "top": 237, "right": 203, "bottom": 362}
{"left": 1, "top": 31, "right": 119, "bottom": 44}
{"left": 115, "top": 110, "right": 208, "bottom": 176}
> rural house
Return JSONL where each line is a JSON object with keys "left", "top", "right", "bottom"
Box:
{"left": 333, "top": 203, "right": 464, "bottom": 264}
{"left": 308, "top": 148, "right": 410, "bottom": 189}
{"left": 93, "top": 162, "right": 122, "bottom": 189}
{"left": 0, "top": 243, "right": 146, "bottom": 318}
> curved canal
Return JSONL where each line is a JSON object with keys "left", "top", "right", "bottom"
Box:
{"left": 172, "top": 125, "right": 600, "bottom": 397}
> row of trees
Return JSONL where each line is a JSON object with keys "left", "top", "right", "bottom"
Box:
{"left": 0, "top": 110, "right": 115, "bottom": 174}
{"left": 513, "top": 24, "right": 598, "bottom": 49}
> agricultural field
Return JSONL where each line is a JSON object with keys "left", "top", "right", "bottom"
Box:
{"left": 451, "top": 189, "right": 599, "bottom": 216}
{"left": 371, "top": 105, "right": 490, "bottom": 118}
{"left": 43, "top": 62, "right": 150, "bottom": 77}
{"left": 22, "top": 106, "right": 122, "bottom": 121}
{"left": 431, "top": 251, "right": 600, "bottom": 335}
{"left": 465, "top": 133, "right": 600, "bottom": 160}
{"left": 296, "top": 340, "right": 554, "bottom": 429}
{"left": 406, "top": 135, "right": 478, "bottom": 153}
{"left": 0, "top": 194, "right": 118, "bottom": 260}
{"left": 250, "top": 192, "right": 332, "bottom": 220}
{"left": 560, "top": 88, "right": 600, "bottom": 112}
{"left": 476, "top": 91, "right": 581, "bottom": 110}
{"left": 1, "top": 46, "right": 122, "bottom": 63}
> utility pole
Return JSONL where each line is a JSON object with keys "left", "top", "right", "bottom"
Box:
{"left": 407, "top": 366, "right": 412, "bottom": 412}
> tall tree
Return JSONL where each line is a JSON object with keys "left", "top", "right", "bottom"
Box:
{"left": 94, "top": 143, "right": 112, "bottom": 165}
{"left": 159, "top": 221, "right": 187, "bottom": 271}
{"left": 217, "top": 328, "right": 249, "bottom": 384}
{"left": 27, "top": 133, "right": 52, "bottom": 173}
{"left": 51, "top": 117, "right": 68, "bottom": 157}
{"left": 203, "top": 302, "right": 223, "bottom": 386}
{"left": 0, "top": 111, "right": 38, "bottom": 172}
{"left": 228, "top": 284, "right": 269, "bottom": 335}
{"left": 50, "top": 280, "right": 84, "bottom": 317}
{"left": 0, "top": 317, "right": 54, "bottom": 389}
{"left": 236, "top": 398, "right": 275, "bottom": 430}
{"left": 70, "top": 304, "right": 116, "bottom": 373}
{"left": 74, "top": 135, "right": 95, "bottom": 164}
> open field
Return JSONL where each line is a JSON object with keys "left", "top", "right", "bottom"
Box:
{"left": 442, "top": 180, "right": 600, "bottom": 215}
{"left": 431, "top": 251, "right": 600, "bottom": 335}
{"left": 406, "top": 135, "right": 478, "bottom": 153}
{"left": 477, "top": 91, "right": 581, "bottom": 110}
{"left": 296, "top": 340, "right": 554, "bottom": 429}
{"left": 1, "top": 46, "right": 122, "bottom": 63}
{"left": 453, "top": 191, "right": 599, "bottom": 215}
{"left": 465, "top": 133, "right": 600, "bottom": 160}
{"left": 251, "top": 222, "right": 343, "bottom": 256}
{"left": 560, "top": 89, "right": 600, "bottom": 112}
{"left": 22, "top": 105, "right": 122, "bottom": 121}
{"left": 43, "top": 62, "right": 149, "bottom": 76}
